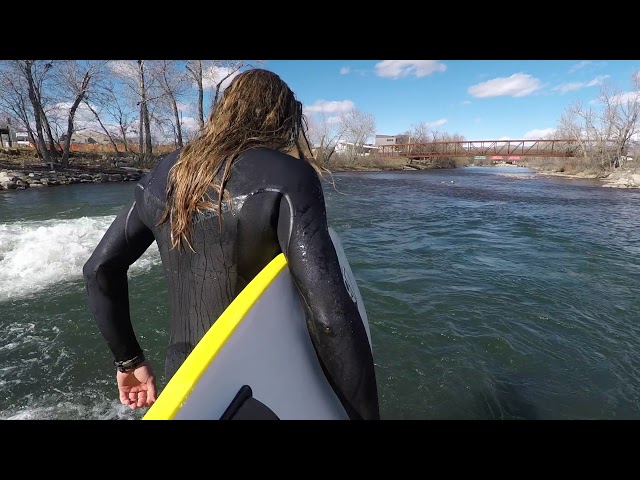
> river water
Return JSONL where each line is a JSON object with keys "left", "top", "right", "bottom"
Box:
{"left": 1, "top": 166, "right": 639, "bottom": 420}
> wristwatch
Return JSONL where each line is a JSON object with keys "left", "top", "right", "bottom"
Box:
{"left": 114, "top": 353, "right": 145, "bottom": 373}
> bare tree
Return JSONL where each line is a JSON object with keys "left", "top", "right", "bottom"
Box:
{"left": 185, "top": 60, "right": 205, "bottom": 130}
{"left": 110, "top": 60, "right": 160, "bottom": 163}
{"left": 396, "top": 123, "right": 467, "bottom": 159}
{"left": 84, "top": 69, "right": 137, "bottom": 154}
{"left": 27, "top": 60, "right": 60, "bottom": 160}
{"left": 557, "top": 99, "right": 606, "bottom": 167}
{"left": 403, "top": 121, "right": 435, "bottom": 155}
{"left": 81, "top": 99, "right": 122, "bottom": 155}
{"left": 557, "top": 101, "right": 591, "bottom": 160}
{"left": 306, "top": 111, "right": 348, "bottom": 165}
{"left": 42, "top": 103, "right": 59, "bottom": 158}
{"left": 150, "top": 60, "right": 189, "bottom": 148}
{"left": 51, "top": 60, "right": 108, "bottom": 168}
{"left": 599, "top": 80, "right": 640, "bottom": 167}
{"left": 341, "top": 108, "right": 376, "bottom": 160}
{"left": 187, "top": 60, "right": 264, "bottom": 131}
{"left": 0, "top": 62, "right": 40, "bottom": 155}
{"left": 149, "top": 97, "right": 185, "bottom": 150}
{"left": 136, "top": 60, "right": 154, "bottom": 161}
{"left": 438, "top": 131, "right": 466, "bottom": 156}
{"left": 555, "top": 70, "right": 640, "bottom": 171}
{"left": 6, "top": 60, "right": 56, "bottom": 167}
{"left": 208, "top": 60, "right": 264, "bottom": 111}
{"left": 409, "top": 121, "right": 432, "bottom": 143}
{"left": 146, "top": 96, "right": 177, "bottom": 150}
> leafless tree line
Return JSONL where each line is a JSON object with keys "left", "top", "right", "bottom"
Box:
{"left": 396, "top": 122, "right": 466, "bottom": 156}
{"left": 306, "top": 69, "right": 640, "bottom": 173}
{"left": 0, "top": 60, "right": 260, "bottom": 168}
{"left": 5, "top": 61, "right": 636, "bottom": 173}
{"left": 306, "top": 108, "right": 377, "bottom": 165}
{"left": 553, "top": 69, "right": 640, "bottom": 170}
{"left": 305, "top": 107, "right": 469, "bottom": 166}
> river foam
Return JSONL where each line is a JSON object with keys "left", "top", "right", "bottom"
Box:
{"left": 0, "top": 216, "right": 160, "bottom": 301}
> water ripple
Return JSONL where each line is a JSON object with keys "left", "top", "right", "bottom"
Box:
{"left": 1, "top": 170, "right": 640, "bottom": 419}
{"left": 328, "top": 168, "right": 640, "bottom": 419}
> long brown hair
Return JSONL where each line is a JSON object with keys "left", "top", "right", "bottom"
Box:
{"left": 159, "top": 68, "right": 321, "bottom": 251}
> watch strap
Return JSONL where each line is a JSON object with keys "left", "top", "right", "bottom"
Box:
{"left": 114, "top": 353, "right": 145, "bottom": 373}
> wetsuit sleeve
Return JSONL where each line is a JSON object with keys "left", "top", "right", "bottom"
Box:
{"left": 82, "top": 195, "right": 155, "bottom": 362}
{"left": 276, "top": 165, "right": 381, "bottom": 420}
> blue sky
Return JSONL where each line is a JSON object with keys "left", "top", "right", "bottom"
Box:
{"left": 260, "top": 60, "right": 640, "bottom": 141}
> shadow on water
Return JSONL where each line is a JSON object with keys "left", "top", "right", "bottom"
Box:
{"left": 473, "top": 377, "right": 539, "bottom": 420}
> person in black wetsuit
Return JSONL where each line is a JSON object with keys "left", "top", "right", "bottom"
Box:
{"left": 82, "top": 68, "right": 380, "bottom": 420}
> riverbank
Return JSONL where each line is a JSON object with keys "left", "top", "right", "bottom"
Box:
{"left": 526, "top": 167, "right": 640, "bottom": 189}
{"left": 0, "top": 162, "right": 146, "bottom": 190}
{"left": 333, "top": 160, "right": 640, "bottom": 189}
{"left": 0, "top": 152, "right": 426, "bottom": 190}
{"left": 0, "top": 152, "right": 148, "bottom": 190}
{"left": 3, "top": 151, "right": 640, "bottom": 190}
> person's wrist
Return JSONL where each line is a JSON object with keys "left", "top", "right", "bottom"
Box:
{"left": 114, "top": 353, "right": 145, "bottom": 373}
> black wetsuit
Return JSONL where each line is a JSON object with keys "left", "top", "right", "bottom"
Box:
{"left": 83, "top": 147, "right": 380, "bottom": 420}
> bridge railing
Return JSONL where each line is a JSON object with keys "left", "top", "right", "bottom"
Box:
{"left": 378, "top": 139, "right": 581, "bottom": 158}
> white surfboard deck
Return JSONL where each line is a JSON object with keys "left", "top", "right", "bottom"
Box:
{"left": 143, "top": 227, "right": 371, "bottom": 420}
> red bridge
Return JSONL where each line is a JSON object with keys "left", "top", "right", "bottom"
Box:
{"left": 378, "top": 139, "right": 579, "bottom": 159}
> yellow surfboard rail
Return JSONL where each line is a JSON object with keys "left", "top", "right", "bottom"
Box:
{"left": 143, "top": 253, "right": 288, "bottom": 420}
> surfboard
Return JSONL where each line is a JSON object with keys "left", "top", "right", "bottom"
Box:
{"left": 143, "top": 227, "right": 372, "bottom": 420}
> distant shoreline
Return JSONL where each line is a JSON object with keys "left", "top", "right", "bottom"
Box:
{"left": 2, "top": 153, "right": 639, "bottom": 191}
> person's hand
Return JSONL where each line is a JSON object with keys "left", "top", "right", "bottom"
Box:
{"left": 116, "top": 361, "right": 157, "bottom": 409}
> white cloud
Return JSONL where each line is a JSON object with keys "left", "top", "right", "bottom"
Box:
{"left": 611, "top": 91, "right": 640, "bottom": 105}
{"left": 568, "top": 61, "right": 592, "bottom": 73}
{"left": 47, "top": 102, "right": 120, "bottom": 135}
{"left": 47, "top": 101, "right": 201, "bottom": 143}
{"left": 468, "top": 73, "right": 543, "bottom": 98}
{"left": 568, "top": 60, "right": 607, "bottom": 73}
{"left": 327, "top": 116, "right": 343, "bottom": 124}
{"left": 340, "top": 66, "right": 350, "bottom": 75}
{"left": 427, "top": 118, "right": 448, "bottom": 128}
{"left": 180, "top": 116, "right": 200, "bottom": 132}
{"left": 176, "top": 101, "right": 192, "bottom": 113}
{"left": 461, "top": 100, "right": 471, "bottom": 106}
{"left": 523, "top": 128, "right": 556, "bottom": 139}
{"left": 109, "top": 60, "right": 242, "bottom": 93}
{"left": 553, "top": 75, "right": 610, "bottom": 94}
{"left": 589, "top": 90, "right": 640, "bottom": 106}
{"left": 586, "top": 75, "right": 609, "bottom": 87}
{"left": 48, "top": 101, "right": 86, "bottom": 119}
{"left": 553, "top": 82, "right": 584, "bottom": 94}
{"left": 109, "top": 60, "right": 138, "bottom": 81}
{"left": 374, "top": 60, "right": 447, "bottom": 79}
{"left": 303, "top": 99, "right": 355, "bottom": 114}
{"left": 203, "top": 65, "right": 242, "bottom": 90}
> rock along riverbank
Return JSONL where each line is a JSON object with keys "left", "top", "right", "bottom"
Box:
{"left": 0, "top": 167, "right": 146, "bottom": 190}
